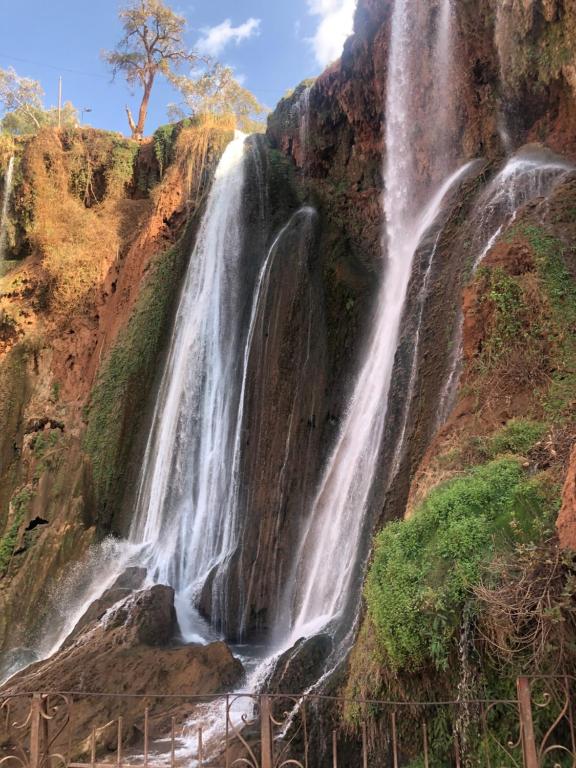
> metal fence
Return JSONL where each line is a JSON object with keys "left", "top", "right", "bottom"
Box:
{"left": 0, "top": 677, "right": 574, "bottom": 767}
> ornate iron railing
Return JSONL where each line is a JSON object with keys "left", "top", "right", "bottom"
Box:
{"left": 0, "top": 677, "right": 574, "bottom": 767}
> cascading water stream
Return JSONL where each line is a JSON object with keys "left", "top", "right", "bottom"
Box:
{"left": 282, "top": 163, "right": 473, "bottom": 643}
{"left": 293, "top": 86, "right": 311, "bottom": 168}
{"left": 0, "top": 156, "right": 15, "bottom": 262}
{"left": 279, "top": 0, "right": 465, "bottom": 647}
{"left": 128, "top": 132, "right": 253, "bottom": 640}
{"left": 433, "top": 0, "right": 455, "bottom": 174}
{"left": 438, "top": 146, "right": 573, "bottom": 421}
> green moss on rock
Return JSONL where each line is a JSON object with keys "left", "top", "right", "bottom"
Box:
{"left": 84, "top": 239, "right": 188, "bottom": 524}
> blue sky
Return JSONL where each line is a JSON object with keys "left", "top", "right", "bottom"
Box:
{"left": 0, "top": 0, "right": 356, "bottom": 135}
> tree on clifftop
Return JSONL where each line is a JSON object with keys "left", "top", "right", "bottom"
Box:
{"left": 169, "top": 64, "right": 268, "bottom": 133}
{"left": 104, "top": 0, "right": 207, "bottom": 140}
{"left": 0, "top": 67, "right": 78, "bottom": 135}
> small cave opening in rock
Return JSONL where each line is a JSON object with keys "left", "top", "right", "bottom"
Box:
{"left": 24, "top": 517, "right": 49, "bottom": 532}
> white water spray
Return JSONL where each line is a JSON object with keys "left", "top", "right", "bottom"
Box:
{"left": 438, "top": 146, "right": 573, "bottom": 422}
{"left": 294, "top": 86, "right": 312, "bottom": 167}
{"left": 0, "top": 156, "right": 15, "bottom": 262}
{"left": 128, "top": 133, "right": 251, "bottom": 638}
{"left": 472, "top": 147, "right": 573, "bottom": 269}
{"left": 433, "top": 0, "right": 455, "bottom": 172}
{"left": 282, "top": 0, "right": 466, "bottom": 643}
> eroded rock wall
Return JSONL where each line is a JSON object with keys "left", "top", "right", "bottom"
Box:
{"left": 0, "top": 123, "right": 233, "bottom": 655}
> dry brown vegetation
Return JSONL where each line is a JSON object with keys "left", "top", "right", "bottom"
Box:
{"left": 156, "top": 112, "right": 235, "bottom": 211}
{"left": 20, "top": 130, "right": 121, "bottom": 315}
{"left": 474, "top": 539, "right": 576, "bottom": 673}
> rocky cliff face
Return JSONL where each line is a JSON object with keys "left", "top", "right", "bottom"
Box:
{"left": 0, "top": 121, "right": 233, "bottom": 661}
{"left": 0, "top": 3, "right": 574, "bottom": 756}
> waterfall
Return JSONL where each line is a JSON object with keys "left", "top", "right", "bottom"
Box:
{"left": 438, "top": 146, "right": 573, "bottom": 423}
{"left": 281, "top": 0, "right": 466, "bottom": 644}
{"left": 471, "top": 146, "right": 573, "bottom": 270}
{"left": 433, "top": 0, "right": 455, "bottom": 174}
{"left": 0, "top": 156, "right": 15, "bottom": 262}
{"left": 293, "top": 86, "right": 312, "bottom": 168}
{"left": 129, "top": 132, "right": 252, "bottom": 639}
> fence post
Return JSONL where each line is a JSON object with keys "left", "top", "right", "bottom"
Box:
{"left": 260, "top": 695, "right": 273, "bottom": 768}
{"left": 517, "top": 677, "right": 539, "bottom": 768}
{"left": 29, "top": 693, "right": 43, "bottom": 768}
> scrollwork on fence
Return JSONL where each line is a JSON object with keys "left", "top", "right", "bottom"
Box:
{"left": 0, "top": 694, "right": 70, "bottom": 768}
{"left": 0, "top": 678, "right": 573, "bottom": 767}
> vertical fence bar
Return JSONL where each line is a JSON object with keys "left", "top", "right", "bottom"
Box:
{"left": 391, "top": 712, "right": 399, "bottom": 768}
{"left": 40, "top": 696, "right": 49, "bottom": 768}
{"left": 66, "top": 699, "right": 74, "bottom": 765}
{"left": 198, "top": 726, "right": 204, "bottom": 767}
{"left": 302, "top": 698, "right": 309, "bottom": 768}
{"left": 332, "top": 729, "right": 338, "bottom": 768}
{"left": 517, "top": 677, "right": 539, "bottom": 768}
{"left": 225, "top": 695, "right": 230, "bottom": 768}
{"left": 422, "top": 722, "right": 429, "bottom": 768}
{"left": 29, "top": 694, "right": 42, "bottom": 768}
{"left": 144, "top": 707, "right": 149, "bottom": 768}
{"left": 90, "top": 727, "right": 96, "bottom": 768}
{"left": 117, "top": 716, "right": 123, "bottom": 768}
{"left": 260, "top": 695, "right": 273, "bottom": 768}
{"left": 170, "top": 717, "right": 176, "bottom": 768}
{"left": 454, "top": 730, "right": 461, "bottom": 768}
{"left": 481, "top": 705, "right": 492, "bottom": 768}
{"left": 362, "top": 721, "right": 368, "bottom": 768}
{"left": 564, "top": 675, "right": 576, "bottom": 757}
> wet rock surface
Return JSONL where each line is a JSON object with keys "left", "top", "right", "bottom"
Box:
{"left": 0, "top": 585, "right": 244, "bottom": 757}
{"left": 65, "top": 567, "right": 148, "bottom": 644}
{"left": 266, "top": 634, "right": 334, "bottom": 695}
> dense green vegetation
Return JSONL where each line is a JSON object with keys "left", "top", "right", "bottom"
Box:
{"left": 366, "top": 459, "right": 557, "bottom": 672}
{"left": 349, "top": 210, "right": 576, "bottom": 765}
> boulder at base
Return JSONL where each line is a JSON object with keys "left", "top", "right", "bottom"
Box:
{"left": 0, "top": 585, "right": 244, "bottom": 757}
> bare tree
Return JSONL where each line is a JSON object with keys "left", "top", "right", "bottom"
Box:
{"left": 104, "top": 0, "right": 207, "bottom": 140}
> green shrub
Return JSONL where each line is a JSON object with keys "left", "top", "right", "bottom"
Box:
{"left": 365, "top": 459, "right": 558, "bottom": 672}
{"left": 152, "top": 122, "right": 192, "bottom": 177}
{"left": 487, "top": 418, "right": 547, "bottom": 457}
{"left": 105, "top": 139, "right": 139, "bottom": 198}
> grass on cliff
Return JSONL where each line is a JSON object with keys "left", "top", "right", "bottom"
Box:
{"left": 153, "top": 113, "right": 234, "bottom": 199}
{"left": 521, "top": 225, "right": 576, "bottom": 420}
{"left": 84, "top": 240, "right": 186, "bottom": 519}
{"left": 0, "top": 486, "right": 33, "bottom": 576}
{"left": 365, "top": 458, "right": 558, "bottom": 673}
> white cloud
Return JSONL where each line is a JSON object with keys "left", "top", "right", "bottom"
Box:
{"left": 307, "top": 0, "right": 356, "bottom": 67}
{"left": 196, "top": 18, "right": 261, "bottom": 57}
